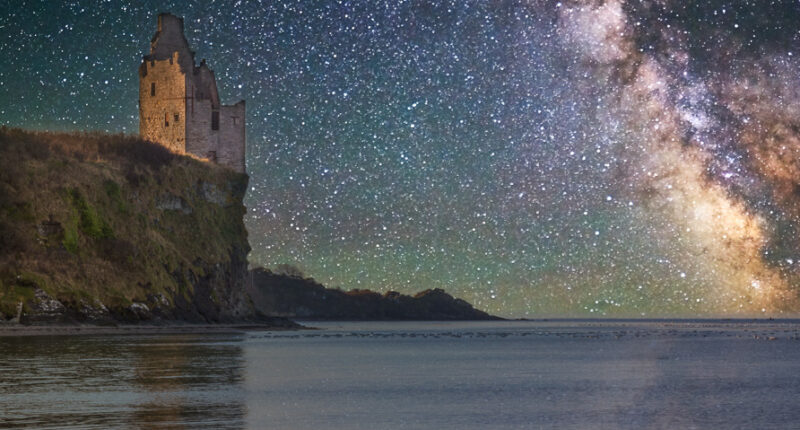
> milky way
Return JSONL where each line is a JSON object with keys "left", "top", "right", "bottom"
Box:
{"left": 2, "top": 0, "right": 799, "bottom": 317}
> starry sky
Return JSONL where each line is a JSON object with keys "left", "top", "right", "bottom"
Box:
{"left": 2, "top": 0, "right": 800, "bottom": 317}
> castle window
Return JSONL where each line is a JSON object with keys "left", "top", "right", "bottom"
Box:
{"left": 151, "top": 82, "right": 156, "bottom": 96}
{"left": 174, "top": 114, "right": 180, "bottom": 123}
{"left": 232, "top": 117, "right": 239, "bottom": 125}
{"left": 211, "top": 111, "right": 219, "bottom": 130}
{"left": 164, "top": 112, "right": 169, "bottom": 127}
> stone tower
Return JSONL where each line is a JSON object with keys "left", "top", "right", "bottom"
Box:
{"left": 139, "top": 13, "right": 246, "bottom": 173}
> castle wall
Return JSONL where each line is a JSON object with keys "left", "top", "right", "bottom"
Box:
{"left": 150, "top": 14, "right": 194, "bottom": 72}
{"left": 139, "top": 51, "right": 187, "bottom": 153}
{"left": 185, "top": 97, "right": 216, "bottom": 160}
{"left": 139, "top": 13, "right": 246, "bottom": 174}
{"left": 193, "top": 65, "right": 220, "bottom": 108}
{"left": 218, "top": 101, "right": 246, "bottom": 173}
{"left": 184, "top": 99, "right": 246, "bottom": 174}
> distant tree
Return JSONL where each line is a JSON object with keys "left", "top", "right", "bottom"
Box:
{"left": 274, "top": 263, "right": 305, "bottom": 278}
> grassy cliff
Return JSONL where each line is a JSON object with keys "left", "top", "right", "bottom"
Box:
{"left": 0, "top": 127, "right": 255, "bottom": 324}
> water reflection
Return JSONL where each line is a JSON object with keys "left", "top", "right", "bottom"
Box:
{"left": 6, "top": 322, "right": 800, "bottom": 429}
{"left": 0, "top": 334, "right": 247, "bottom": 429}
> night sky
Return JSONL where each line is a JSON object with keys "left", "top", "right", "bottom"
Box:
{"left": 2, "top": 0, "right": 800, "bottom": 317}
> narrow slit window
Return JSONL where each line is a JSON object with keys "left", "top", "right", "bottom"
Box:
{"left": 211, "top": 111, "right": 219, "bottom": 130}
{"left": 164, "top": 112, "right": 169, "bottom": 127}
{"left": 151, "top": 82, "right": 156, "bottom": 96}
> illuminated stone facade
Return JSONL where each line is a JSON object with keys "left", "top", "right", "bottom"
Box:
{"left": 139, "top": 13, "right": 245, "bottom": 173}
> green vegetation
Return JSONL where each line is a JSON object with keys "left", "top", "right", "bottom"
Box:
{"left": 0, "top": 127, "right": 251, "bottom": 322}
{"left": 62, "top": 217, "right": 80, "bottom": 253}
{"left": 4, "top": 202, "right": 35, "bottom": 222}
{"left": 0, "top": 284, "right": 34, "bottom": 318}
{"left": 104, "top": 179, "right": 128, "bottom": 213}
{"left": 67, "top": 187, "right": 113, "bottom": 239}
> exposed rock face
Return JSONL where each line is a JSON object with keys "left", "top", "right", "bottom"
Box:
{"left": 155, "top": 194, "right": 192, "bottom": 214}
{"left": 0, "top": 128, "right": 261, "bottom": 325}
{"left": 247, "top": 268, "right": 501, "bottom": 321}
{"left": 22, "top": 289, "right": 66, "bottom": 324}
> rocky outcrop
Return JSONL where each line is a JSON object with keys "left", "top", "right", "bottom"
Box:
{"left": 0, "top": 128, "right": 265, "bottom": 325}
{"left": 247, "top": 268, "right": 501, "bottom": 321}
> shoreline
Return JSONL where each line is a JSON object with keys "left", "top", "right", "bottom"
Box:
{"left": 0, "top": 322, "right": 310, "bottom": 338}
{"left": 4, "top": 318, "right": 800, "bottom": 338}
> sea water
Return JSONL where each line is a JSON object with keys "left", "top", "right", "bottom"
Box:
{"left": 2, "top": 320, "right": 800, "bottom": 429}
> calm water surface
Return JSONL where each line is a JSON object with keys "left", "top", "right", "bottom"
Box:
{"left": 2, "top": 320, "right": 800, "bottom": 429}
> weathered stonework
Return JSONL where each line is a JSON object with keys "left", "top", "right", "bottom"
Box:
{"left": 139, "top": 13, "right": 246, "bottom": 173}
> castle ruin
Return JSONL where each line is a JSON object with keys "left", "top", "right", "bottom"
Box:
{"left": 139, "top": 13, "right": 246, "bottom": 173}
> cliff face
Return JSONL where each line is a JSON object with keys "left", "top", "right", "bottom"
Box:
{"left": 0, "top": 128, "right": 255, "bottom": 324}
{"left": 247, "top": 268, "right": 501, "bottom": 320}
